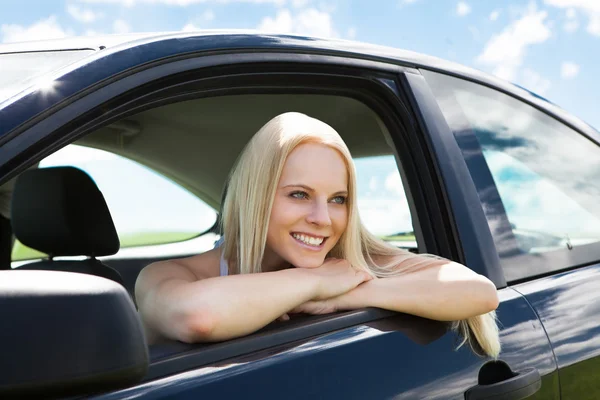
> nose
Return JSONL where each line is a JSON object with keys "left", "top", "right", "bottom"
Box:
{"left": 306, "top": 199, "right": 332, "bottom": 227}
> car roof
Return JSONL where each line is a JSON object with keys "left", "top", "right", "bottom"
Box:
{"left": 0, "top": 29, "right": 493, "bottom": 84}
{"left": 1, "top": 30, "right": 597, "bottom": 138}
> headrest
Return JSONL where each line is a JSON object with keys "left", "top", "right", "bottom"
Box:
{"left": 11, "top": 166, "right": 120, "bottom": 257}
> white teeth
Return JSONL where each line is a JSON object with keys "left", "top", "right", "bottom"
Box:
{"left": 293, "top": 233, "right": 324, "bottom": 246}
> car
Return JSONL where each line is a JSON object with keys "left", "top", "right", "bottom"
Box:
{"left": 1, "top": 31, "right": 600, "bottom": 400}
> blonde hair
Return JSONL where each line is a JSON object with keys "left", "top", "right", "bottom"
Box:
{"left": 221, "top": 112, "right": 500, "bottom": 358}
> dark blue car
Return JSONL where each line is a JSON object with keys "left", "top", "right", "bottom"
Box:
{"left": 2, "top": 32, "right": 600, "bottom": 399}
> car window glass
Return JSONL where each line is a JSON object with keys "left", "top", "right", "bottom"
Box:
{"left": 12, "top": 144, "right": 217, "bottom": 261}
{"left": 354, "top": 155, "right": 415, "bottom": 248}
{"left": 0, "top": 50, "right": 94, "bottom": 102}
{"left": 423, "top": 69, "right": 600, "bottom": 258}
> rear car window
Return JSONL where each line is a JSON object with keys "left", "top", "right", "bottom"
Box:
{"left": 0, "top": 50, "right": 94, "bottom": 102}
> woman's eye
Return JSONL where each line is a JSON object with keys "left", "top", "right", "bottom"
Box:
{"left": 331, "top": 196, "right": 347, "bottom": 205}
{"left": 290, "top": 191, "right": 308, "bottom": 200}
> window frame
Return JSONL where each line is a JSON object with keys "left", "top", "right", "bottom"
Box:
{"left": 420, "top": 68, "right": 600, "bottom": 283}
{"left": 0, "top": 51, "right": 476, "bottom": 376}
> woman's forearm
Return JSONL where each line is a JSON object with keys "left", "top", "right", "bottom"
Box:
{"left": 152, "top": 267, "right": 318, "bottom": 342}
{"left": 335, "top": 263, "right": 499, "bottom": 321}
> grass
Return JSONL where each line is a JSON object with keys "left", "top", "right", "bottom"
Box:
{"left": 11, "top": 231, "right": 200, "bottom": 261}
{"left": 12, "top": 231, "right": 417, "bottom": 261}
{"left": 382, "top": 234, "right": 416, "bottom": 242}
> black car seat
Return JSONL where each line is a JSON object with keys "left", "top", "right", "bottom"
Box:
{"left": 11, "top": 166, "right": 124, "bottom": 286}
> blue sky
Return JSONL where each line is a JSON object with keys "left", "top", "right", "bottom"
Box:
{"left": 2, "top": 0, "right": 600, "bottom": 130}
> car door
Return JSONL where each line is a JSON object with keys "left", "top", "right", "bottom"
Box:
{"left": 0, "top": 34, "right": 557, "bottom": 399}
{"left": 421, "top": 68, "right": 600, "bottom": 399}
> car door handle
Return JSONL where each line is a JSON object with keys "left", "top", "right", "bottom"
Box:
{"left": 465, "top": 360, "right": 541, "bottom": 400}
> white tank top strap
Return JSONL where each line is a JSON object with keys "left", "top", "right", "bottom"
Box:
{"left": 219, "top": 248, "right": 228, "bottom": 277}
{"left": 214, "top": 236, "right": 228, "bottom": 276}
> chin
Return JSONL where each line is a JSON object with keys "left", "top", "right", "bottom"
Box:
{"left": 290, "top": 256, "right": 324, "bottom": 269}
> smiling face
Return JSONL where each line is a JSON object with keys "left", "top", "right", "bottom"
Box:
{"left": 263, "top": 142, "right": 349, "bottom": 270}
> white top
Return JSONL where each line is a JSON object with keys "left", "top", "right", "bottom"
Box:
{"left": 214, "top": 237, "right": 228, "bottom": 277}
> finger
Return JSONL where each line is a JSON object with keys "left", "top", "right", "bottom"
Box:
{"left": 278, "top": 313, "right": 290, "bottom": 321}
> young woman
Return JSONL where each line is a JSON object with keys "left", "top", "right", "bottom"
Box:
{"left": 135, "top": 112, "right": 501, "bottom": 357}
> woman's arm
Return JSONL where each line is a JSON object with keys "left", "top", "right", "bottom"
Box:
{"left": 293, "top": 259, "right": 499, "bottom": 321}
{"left": 135, "top": 255, "right": 370, "bottom": 343}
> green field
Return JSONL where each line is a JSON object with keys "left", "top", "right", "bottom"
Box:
{"left": 12, "top": 231, "right": 416, "bottom": 261}
{"left": 11, "top": 231, "right": 200, "bottom": 261}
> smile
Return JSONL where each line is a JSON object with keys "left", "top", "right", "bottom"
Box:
{"left": 291, "top": 232, "right": 327, "bottom": 248}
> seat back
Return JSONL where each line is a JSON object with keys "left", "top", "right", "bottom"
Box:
{"left": 11, "top": 166, "right": 124, "bottom": 286}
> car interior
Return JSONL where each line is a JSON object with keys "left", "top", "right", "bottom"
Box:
{"left": 3, "top": 93, "right": 419, "bottom": 363}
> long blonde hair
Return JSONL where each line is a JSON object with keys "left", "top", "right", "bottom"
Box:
{"left": 221, "top": 112, "right": 500, "bottom": 358}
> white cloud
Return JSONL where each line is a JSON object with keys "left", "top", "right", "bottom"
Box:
{"left": 456, "top": 1, "right": 471, "bottom": 16}
{"left": 561, "top": 61, "right": 580, "bottom": 78}
{"left": 521, "top": 68, "right": 551, "bottom": 95}
{"left": 80, "top": 0, "right": 285, "bottom": 6}
{"left": 476, "top": 4, "right": 551, "bottom": 81}
{"left": 84, "top": 29, "right": 102, "bottom": 36}
{"left": 182, "top": 23, "right": 201, "bottom": 32}
{"left": 201, "top": 9, "right": 215, "bottom": 21}
{"left": 182, "top": 9, "right": 215, "bottom": 30}
{"left": 399, "top": 0, "right": 419, "bottom": 5}
{"left": 564, "top": 8, "right": 580, "bottom": 32}
{"left": 346, "top": 27, "right": 357, "bottom": 39}
{"left": 490, "top": 9, "right": 500, "bottom": 21}
{"left": 292, "top": 0, "right": 310, "bottom": 7}
{"left": 589, "top": 12, "right": 600, "bottom": 35}
{"left": 368, "top": 177, "right": 378, "bottom": 192}
{"left": 258, "top": 8, "right": 337, "bottom": 38}
{"left": 544, "top": 0, "right": 600, "bottom": 35}
{"left": 67, "top": 5, "right": 102, "bottom": 23}
{"left": 113, "top": 19, "right": 131, "bottom": 34}
{"left": 468, "top": 25, "right": 480, "bottom": 41}
{"left": 1, "top": 16, "right": 70, "bottom": 43}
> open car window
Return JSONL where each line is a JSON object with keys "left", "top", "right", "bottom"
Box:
{"left": 354, "top": 155, "right": 415, "bottom": 249}
{"left": 12, "top": 144, "right": 218, "bottom": 262}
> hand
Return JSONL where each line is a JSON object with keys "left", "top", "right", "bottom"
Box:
{"left": 303, "top": 258, "right": 373, "bottom": 301}
{"left": 291, "top": 277, "right": 376, "bottom": 316}
{"left": 277, "top": 313, "right": 290, "bottom": 322}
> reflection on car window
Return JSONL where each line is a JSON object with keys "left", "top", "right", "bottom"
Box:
{"left": 423, "top": 70, "right": 600, "bottom": 260}
{"left": 483, "top": 149, "right": 600, "bottom": 253}
{"left": 12, "top": 144, "right": 217, "bottom": 261}
{"left": 353, "top": 155, "right": 415, "bottom": 249}
{"left": 0, "top": 50, "right": 94, "bottom": 102}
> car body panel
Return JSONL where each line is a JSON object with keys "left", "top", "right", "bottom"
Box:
{"left": 514, "top": 263, "right": 600, "bottom": 399}
{"left": 91, "top": 289, "right": 556, "bottom": 400}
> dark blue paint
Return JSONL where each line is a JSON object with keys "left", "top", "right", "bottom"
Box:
{"left": 92, "top": 289, "right": 556, "bottom": 400}
{"left": 514, "top": 263, "right": 600, "bottom": 399}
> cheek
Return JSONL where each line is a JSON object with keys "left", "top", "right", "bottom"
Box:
{"left": 268, "top": 201, "right": 302, "bottom": 238}
{"left": 330, "top": 207, "right": 349, "bottom": 233}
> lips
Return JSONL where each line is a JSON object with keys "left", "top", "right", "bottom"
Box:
{"left": 290, "top": 232, "right": 328, "bottom": 248}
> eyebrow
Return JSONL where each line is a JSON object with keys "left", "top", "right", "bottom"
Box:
{"left": 283, "top": 184, "right": 348, "bottom": 196}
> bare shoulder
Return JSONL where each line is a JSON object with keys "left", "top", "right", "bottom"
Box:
{"left": 135, "top": 248, "right": 221, "bottom": 297}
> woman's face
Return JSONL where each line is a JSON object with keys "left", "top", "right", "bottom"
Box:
{"left": 265, "top": 142, "right": 349, "bottom": 270}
